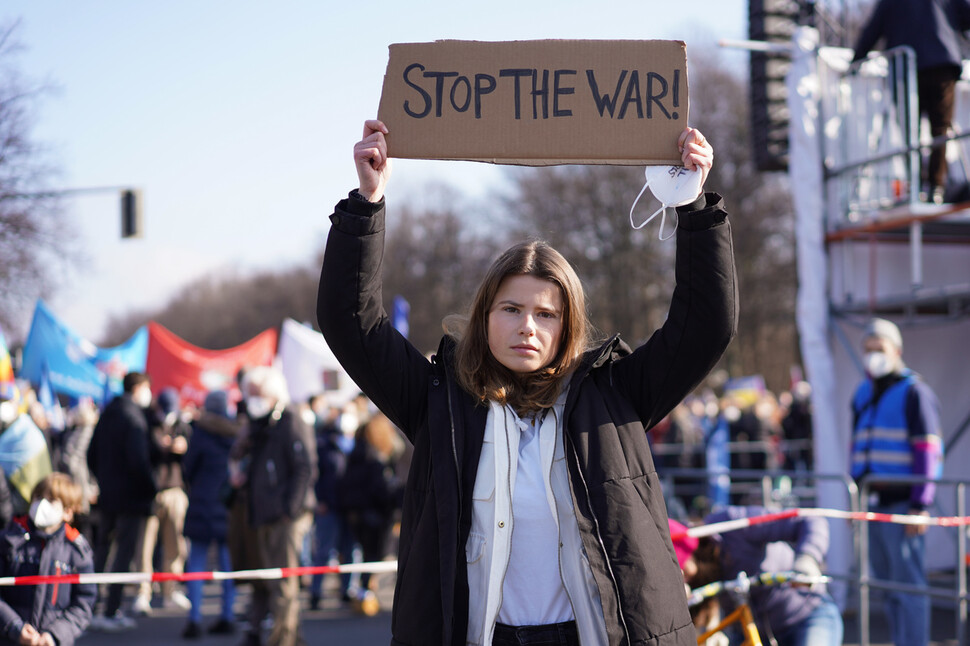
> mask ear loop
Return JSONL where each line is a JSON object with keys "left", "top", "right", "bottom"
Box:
{"left": 629, "top": 180, "right": 680, "bottom": 241}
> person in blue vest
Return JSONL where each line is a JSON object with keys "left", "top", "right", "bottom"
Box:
{"left": 850, "top": 317, "right": 943, "bottom": 646}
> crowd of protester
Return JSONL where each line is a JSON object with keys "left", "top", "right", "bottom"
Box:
{"left": 2, "top": 350, "right": 939, "bottom": 646}
{"left": 0, "top": 367, "right": 408, "bottom": 645}
{"left": 646, "top": 377, "right": 815, "bottom": 519}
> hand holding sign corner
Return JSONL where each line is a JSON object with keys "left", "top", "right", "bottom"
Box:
{"left": 678, "top": 127, "right": 713, "bottom": 199}
{"left": 355, "top": 119, "right": 393, "bottom": 202}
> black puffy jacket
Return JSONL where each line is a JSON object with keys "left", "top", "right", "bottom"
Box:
{"left": 245, "top": 409, "right": 317, "bottom": 527}
{"left": 86, "top": 395, "right": 157, "bottom": 516}
{"left": 318, "top": 190, "right": 737, "bottom": 646}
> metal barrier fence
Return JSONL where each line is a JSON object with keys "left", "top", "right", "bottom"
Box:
{"left": 829, "top": 46, "right": 920, "bottom": 219}
{"left": 858, "top": 474, "right": 969, "bottom": 646}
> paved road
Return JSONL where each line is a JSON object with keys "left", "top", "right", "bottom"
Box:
{"left": 79, "top": 573, "right": 395, "bottom": 645}
{"left": 72, "top": 575, "right": 964, "bottom": 645}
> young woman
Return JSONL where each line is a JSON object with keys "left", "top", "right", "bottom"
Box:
{"left": 318, "top": 120, "right": 737, "bottom": 646}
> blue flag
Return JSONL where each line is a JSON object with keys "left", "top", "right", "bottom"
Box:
{"left": 37, "top": 361, "right": 66, "bottom": 432}
{"left": 392, "top": 295, "right": 410, "bottom": 339}
{"left": 20, "top": 300, "right": 148, "bottom": 405}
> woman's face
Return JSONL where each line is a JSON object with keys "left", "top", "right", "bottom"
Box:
{"left": 487, "top": 274, "right": 564, "bottom": 374}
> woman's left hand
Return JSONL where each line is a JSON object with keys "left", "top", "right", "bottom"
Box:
{"left": 678, "top": 127, "right": 714, "bottom": 195}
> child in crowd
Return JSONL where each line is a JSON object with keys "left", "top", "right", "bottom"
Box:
{"left": 0, "top": 473, "right": 96, "bottom": 646}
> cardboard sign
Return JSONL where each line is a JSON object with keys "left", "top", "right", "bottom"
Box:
{"left": 377, "top": 39, "right": 689, "bottom": 166}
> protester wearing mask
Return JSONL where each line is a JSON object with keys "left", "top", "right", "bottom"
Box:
{"left": 307, "top": 393, "right": 356, "bottom": 610}
{"left": 0, "top": 473, "right": 96, "bottom": 646}
{"left": 850, "top": 317, "right": 943, "bottom": 646}
{"left": 238, "top": 366, "right": 317, "bottom": 646}
{"left": 86, "top": 371, "right": 158, "bottom": 632}
{"left": 181, "top": 390, "right": 241, "bottom": 639}
{"left": 134, "top": 387, "right": 192, "bottom": 615}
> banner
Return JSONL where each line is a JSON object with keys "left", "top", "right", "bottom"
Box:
{"left": 276, "top": 319, "right": 359, "bottom": 405}
{"left": 378, "top": 39, "right": 689, "bottom": 165}
{"left": 0, "top": 412, "right": 52, "bottom": 511}
{"left": 20, "top": 300, "right": 148, "bottom": 405}
{"left": 146, "top": 322, "right": 278, "bottom": 406}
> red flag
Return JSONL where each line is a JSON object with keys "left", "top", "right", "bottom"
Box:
{"left": 145, "top": 322, "right": 278, "bottom": 405}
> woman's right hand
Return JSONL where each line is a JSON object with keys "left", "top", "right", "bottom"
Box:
{"left": 354, "top": 119, "right": 392, "bottom": 202}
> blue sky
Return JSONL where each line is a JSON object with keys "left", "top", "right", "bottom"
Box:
{"left": 7, "top": 1, "right": 748, "bottom": 341}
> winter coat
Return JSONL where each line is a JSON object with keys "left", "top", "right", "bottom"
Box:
{"left": 337, "top": 440, "right": 403, "bottom": 529}
{"left": 314, "top": 422, "right": 346, "bottom": 512}
{"left": 147, "top": 412, "right": 191, "bottom": 492}
{"left": 0, "top": 518, "right": 95, "bottom": 646}
{"left": 183, "top": 412, "right": 241, "bottom": 542}
{"left": 86, "top": 395, "right": 157, "bottom": 516}
{"left": 318, "top": 190, "right": 738, "bottom": 646}
{"left": 245, "top": 408, "right": 317, "bottom": 527}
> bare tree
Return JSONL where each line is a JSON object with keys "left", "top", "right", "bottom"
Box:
{"left": 690, "top": 48, "right": 799, "bottom": 390}
{"left": 0, "top": 22, "right": 72, "bottom": 337}
{"left": 101, "top": 263, "right": 319, "bottom": 349}
{"left": 382, "top": 183, "right": 505, "bottom": 355}
{"left": 102, "top": 185, "right": 502, "bottom": 357}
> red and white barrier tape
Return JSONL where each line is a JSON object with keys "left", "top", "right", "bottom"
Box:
{"left": 0, "top": 560, "right": 398, "bottom": 587}
{"left": 6, "top": 508, "right": 968, "bottom": 586}
{"left": 669, "top": 507, "right": 970, "bottom": 541}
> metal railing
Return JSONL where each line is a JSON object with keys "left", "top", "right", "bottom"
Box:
{"left": 827, "top": 46, "right": 920, "bottom": 220}
{"left": 857, "top": 473, "right": 969, "bottom": 646}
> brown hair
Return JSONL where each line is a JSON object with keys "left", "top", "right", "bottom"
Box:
{"left": 360, "top": 413, "right": 400, "bottom": 462}
{"left": 31, "top": 473, "right": 83, "bottom": 514}
{"left": 445, "top": 240, "right": 594, "bottom": 415}
{"left": 686, "top": 536, "right": 724, "bottom": 588}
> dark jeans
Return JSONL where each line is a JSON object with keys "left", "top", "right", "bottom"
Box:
{"left": 310, "top": 511, "right": 358, "bottom": 599}
{"left": 95, "top": 511, "right": 147, "bottom": 616}
{"left": 492, "top": 621, "right": 580, "bottom": 646}
{"left": 347, "top": 512, "right": 393, "bottom": 592}
{"left": 917, "top": 65, "right": 960, "bottom": 191}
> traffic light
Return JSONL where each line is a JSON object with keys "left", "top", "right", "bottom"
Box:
{"left": 121, "top": 188, "right": 143, "bottom": 238}
{"left": 749, "top": 0, "right": 811, "bottom": 172}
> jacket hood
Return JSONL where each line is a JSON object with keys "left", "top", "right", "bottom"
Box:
{"left": 195, "top": 412, "right": 242, "bottom": 438}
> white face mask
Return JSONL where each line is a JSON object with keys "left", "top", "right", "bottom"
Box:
{"left": 132, "top": 387, "right": 153, "bottom": 409}
{"left": 339, "top": 409, "right": 359, "bottom": 436}
{"left": 864, "top": 351, "right": 895, "bottom": 379}
{"left": 247, "top": 396, "right": 273, "bottom": 419}
{"left": 0, "top": 401, "right": 17, "bottom": 425}
{"left": 29, "top": 498, "right": 64, "bottom": 531}
{"left": 629, "top": 165, "right": 704, "bottom": 240}
{"left": 300, "top": 407, "right": 317, "bottom": 427}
